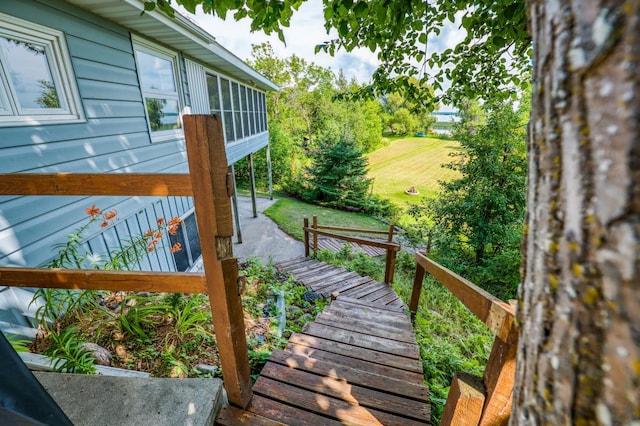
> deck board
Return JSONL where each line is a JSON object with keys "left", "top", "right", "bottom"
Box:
{"left": 217, "top": 258, "right": 429, "bottom": 425}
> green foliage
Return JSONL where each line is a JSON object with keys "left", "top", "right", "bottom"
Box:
{"left": 304, "top": 138, "right": 372, "bottom": 210}
{"left": 44, "top": 327, "right": 97, "bottom": 374}
{"left": 263, "top": 198, "right": 389, "bottom": 241}
{"left": 427, "top": 97, "right": 528, "bottom": 299}
{"left": 5, "top": 334, "right": 31, "bottom": 353}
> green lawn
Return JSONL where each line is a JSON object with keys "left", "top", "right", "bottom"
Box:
{"left": 367, "top": 137, "right": 460, "bottom": 206}
{"left": 264, "top": 198, "right": 389, "bottom": 241}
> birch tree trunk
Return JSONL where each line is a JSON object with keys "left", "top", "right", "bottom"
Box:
{"left": 513, "top": 0, "right": 640, "bottom": 423}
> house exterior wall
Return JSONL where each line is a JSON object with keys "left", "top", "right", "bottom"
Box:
{"left": 0, "top": 0, "right": 270, "bottom": 272}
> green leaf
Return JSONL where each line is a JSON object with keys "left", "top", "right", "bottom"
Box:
{"left": 353, "top": 1, "right": 368, "bottom": 18}
{"left": 143, "top": 2, "right": 156, "bottom": 12}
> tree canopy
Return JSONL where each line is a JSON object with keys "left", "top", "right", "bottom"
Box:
{"left": 144, "top": 0, "right": 531, "bottom": 108}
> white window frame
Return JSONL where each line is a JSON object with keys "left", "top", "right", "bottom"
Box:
{"left": 133, "top": 36, "right": 184, "bottom": 143}
{"left": 0, "top": 12, "right": 84, "bottom": 126}
{"left": 201, "top": 65, "right": 268, "bottom": 146}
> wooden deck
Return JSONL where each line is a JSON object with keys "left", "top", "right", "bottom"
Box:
{"left": 217, "top": 258, "right": 430, "bottom": 425}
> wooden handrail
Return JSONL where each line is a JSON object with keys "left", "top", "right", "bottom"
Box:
{"left": 1, "top": 115, "right": 252, "bottom": 408}
{"left": 303, "top": 215, "right": 400, "bottom": 283}
{"left": 0, "top": 173, "right": 193, "bottom": 196}
{"left": 0, "top": 268, "right": 206, "bottom": 293}
{"left": 413, "top": 252, "right": 515, "bottom": 343}
{"left": 315, "top": 224, "right": 404, "bottom": 235}
{"left": 410, "top": 251, "right": 517, "bottom": 425}
{"left": 302, "top": 227, "right": 400, "bottom": 251}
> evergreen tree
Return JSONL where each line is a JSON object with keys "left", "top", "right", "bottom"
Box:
{"left": 305, "top": 138, "right": 372, "bottom": 210}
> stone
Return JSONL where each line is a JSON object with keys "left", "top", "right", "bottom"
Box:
{"left": 82, "top": 343, "right": 112, "bottom": 366}
{"left": 195, "top": 364, "right": 218, "bottom": 376}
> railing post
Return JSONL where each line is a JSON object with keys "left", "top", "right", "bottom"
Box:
{"left": 409, "top": 258, "right": 426, "bottom": 320}
{"left": 312, "top": 215, "right": 318, "bottom": 255}
{"left": 304, "top": 217, "right": 310, "bottom": 257}
{"left": 386, "top": 224, "right": 395, "bottom": 243}
{"left": 183, "top": 115, "right": 252, "bottom": 408}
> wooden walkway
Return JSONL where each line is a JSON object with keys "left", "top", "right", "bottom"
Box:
{"left": 217, "top": 258, "right": 430, "bottom": 425}
{"left": 316, "top": 237, "right": 387, "bottom": 257}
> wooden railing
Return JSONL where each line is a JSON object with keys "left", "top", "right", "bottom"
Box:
{"left": 0, "top": 115, "right": 252, "bottom": 408}
{"left": 409, "top": 252, "right": 517, "bottom": 425}
{"left": 303, "top": 215, "right": 401, "bottom": 283}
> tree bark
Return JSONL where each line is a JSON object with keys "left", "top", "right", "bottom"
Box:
{"left": 513, "top": 1, "right": 640, "bottom": 424}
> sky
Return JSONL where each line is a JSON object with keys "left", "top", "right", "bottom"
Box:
{"left": 185, "top": 0, "right": 465, "bottom": 112}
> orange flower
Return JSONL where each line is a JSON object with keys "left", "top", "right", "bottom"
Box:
{"left": 102, "top": 210, "right": 117, "bottom": 221}
{"left": 144, "top": 229, "right": 154, "bottom": 237}
{"left": 146, "top": 239, "right": 159, "bottom": 252}
{"left": 167, "top": 224, "right": 179, "bottom": 235}
{"left": 100, "top": 221, "right": 109, "bottom": 228}
{"left": 156, "top": 218, "right": 165, "bottom": 227}
{"left": 170, "top": 242, "right": 182, "bottom": 253}
{"left": 86, "top": 204, "right": 101, "bottom": 218}
{"left": 154, "top": 231, "right": 163, "bottom": 239}
{"left": 169, "top": 217, "right": 181, "bottom": 226}
{"left": 146, "top": 245, "right": 156, "bottom": 252}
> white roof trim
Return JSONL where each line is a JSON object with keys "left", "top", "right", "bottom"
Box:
{"left": 65, "top": 0, "right": 278, "bottom": 91}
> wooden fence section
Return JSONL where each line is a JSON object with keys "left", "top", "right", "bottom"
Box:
{"left": 409, "top": 252, "right": 517, "bottom": 425}
{"left": 0, "top": 115, "right": 252, "bottom": 408}
{"left": 303, "top": 215, "right": 401, "bottom": 283}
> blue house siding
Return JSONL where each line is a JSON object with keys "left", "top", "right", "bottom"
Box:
{"left": 0, "top": 0, "right": 193, "bottom": 269}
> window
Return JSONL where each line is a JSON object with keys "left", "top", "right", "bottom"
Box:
{"left": 203, "top": 68, "right": 267, "bottom": 144}
{"left": 134, "top": 38, "right": 182, "bottom": 141}
{"left": 0, "top": 13, "right": 83, "bottom": 125}
{"left": 169, "top": 210, "right": 201, "bottom": 272}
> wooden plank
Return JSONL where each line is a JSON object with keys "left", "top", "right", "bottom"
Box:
{"left": 302, "top": 323, "right": 420, "bottom": 359}
{"left": 216, "top": 404, "right": 286, "bottom": 425}
{"left": 440, "top": 372, "right": 485, "bottom": 426}
{"left": 295, "top": 265, "right": 341, "bottom": 280}
{"left": 184, "top": 115, "right": 251, "bottom": 407}
{"left": 276, "top": 257, "right": 308, "bottom": 269}
{"left": 374, "top": 291, "right": 402, "bottom": 305}
{"left": 0, "top": 267, "right": 205, "bottom": 293}
{"left": 303, "top": 269, "right": 353, "bottom": 286}
{"left": 289, "top": 333, "right": 423, "bottom": 374}
{"left": 279, "top": 258, "right": 319, "bottom": 271}
{"left": 479, "top": 332, "right": 517, "bottom": 426}
{"left": 0, "top": 173, "right": 193, "bottom": 196}
{"left": 312, "top": 215, "right": 318, "bottom": 254}
{"left": 248, "top": 395, "right": 342, "bottom": 426}
{"left": 354, "top": 286, "right": 395, "bottom": 303}
{"left": 306, "top": 271, "right": 359, "bottom": 289}
{"left": 304, "top": 217, "right": 310, "bottom": 257}
{"left": 260, "top": 363, "right": 430, "bottom": 423}
{"left": 314, "top": 313, "right": 416, "bottom": 344}
{"left": 387, "top": 298, "right": 407, "bottom": 309}
{"left": 341, "top": 281, "right": 387, "bottom": 299}
{"left": 333, "top": 295, "right": 411, "bottom": 316}
{"left": 268, "top": 350, "right": 428, "bottom": 401}
{"left": 414, "top": 252, "right": 515, "bottom": 342}
{"left": 315, "top": 276, "right": 373, "bottom": 297}
{"left": 286, "top": 343, "right": 425, "bottom": 385}
{"left": 304, "top": 227, "right": 401, "bottom": 251}
{"left": 321, "top": 304, "right": 415, "bottom": 332}
{"left": 282, "top": 260, "right": 324, "bottom": 275}
{"left": 321, "top": 304, "right": 412, "bottom": 332}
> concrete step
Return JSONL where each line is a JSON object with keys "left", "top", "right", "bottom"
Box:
{"left": 34, "top": 372, "right": 224, "bottom": 426}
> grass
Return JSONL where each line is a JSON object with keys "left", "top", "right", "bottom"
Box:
{"left": 367, "top": 137, "right": 460, "bottom": 207}
{"left": 264, "top": 198, "right": 389, "bottom": 241}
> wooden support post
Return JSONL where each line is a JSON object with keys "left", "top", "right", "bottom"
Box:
{"left": 441, "top": 372, "right": 485, "bottom": 426}
{"left": 312, "top": 215, "right": 318, "bottom": 255}
{"left": 409, "top": 263, "right": 426, "bottom": 320}
{"left": 387, "top": 224, "right": 395, "bottom": 243}
{"left": 266, "top": 143, "right": 273, "bottom": 200}
{"left": 304, "top": 217, "right": 310, "bottom": 257}
{"left": 478, "top": 329, "right": 518, "bottom": 425}
{"left": 183, "top": 115, "right": 252, "bottom": 408}
{"left": 229, "top": 164, "right": 243, "bottom": 244}
{"left": 384, "top": 249, "right": 397, "bottom": 284}
{"left": 248, "top": 153, "right": 257, "bottom": 218}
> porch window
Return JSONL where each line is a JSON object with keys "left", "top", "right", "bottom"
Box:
{"left": 169, "top": 210, "right": 201, "bottom": 272}
{"left": 0, "top": 13, "right": 83, "bottom": 126}
{"left": 133, "top": 38, "right": 182, "bottom": 141}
